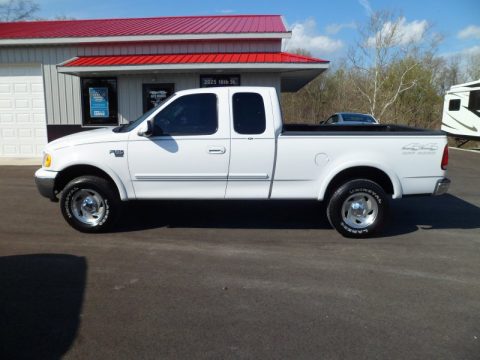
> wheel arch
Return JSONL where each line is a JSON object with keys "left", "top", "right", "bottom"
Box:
{"left": 54, "top": 164, "right": 128, "bottom": 201}
{"left": 319, "top": 164, "right": 402, "bottom": 201}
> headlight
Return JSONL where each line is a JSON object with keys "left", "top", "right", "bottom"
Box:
{"left": 43, "top": 153, "right": 52, "bottom": 168}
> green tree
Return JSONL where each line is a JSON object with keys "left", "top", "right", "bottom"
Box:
{"left": 388, "top": 56, "right": 443, "bottom": 128}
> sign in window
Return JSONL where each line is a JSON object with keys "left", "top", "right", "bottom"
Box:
{"left": 142, "top": 83, "right": 174, "bottom": 113}
{"left": 89, "top": 87, "right": 109, "bottom": 118}
{"left": 81, "top": 78, "right": 118, "bottom": 126}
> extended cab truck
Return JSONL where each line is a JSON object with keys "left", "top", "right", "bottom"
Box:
{"left": 34, "top": 87, "right": 450, "bottom": 238}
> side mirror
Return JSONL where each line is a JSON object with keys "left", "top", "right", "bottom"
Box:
{"left": 137, "top": 120, "right": 153, "bottom": 137}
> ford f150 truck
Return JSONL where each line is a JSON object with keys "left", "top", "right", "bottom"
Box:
{"left": 34, "top": 87, "right": 450, "bottom": 237}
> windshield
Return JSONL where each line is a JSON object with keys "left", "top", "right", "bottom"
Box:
{"left": 113, "top": 94, "right": 174, "bottom": 133}
{"left": 342, "top": 114, "right": 376, "bottom": 123}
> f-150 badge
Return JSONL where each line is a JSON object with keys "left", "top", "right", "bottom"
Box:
{"left": 109, "top": 150, "right": 124, "bottom": 157}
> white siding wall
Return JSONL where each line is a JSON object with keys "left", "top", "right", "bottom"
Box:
{"left": 0, "top": 40, "right": 282, "bottom": 126}
{"left": 242, "top": 72, "right": 281, "bottom": 94}
{"left": 117, "top": 72, "right": 281, "bottom": 124}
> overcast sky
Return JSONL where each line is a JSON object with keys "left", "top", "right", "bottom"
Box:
{"left": 35, "top": 0, "right": 480, "bottom": 61}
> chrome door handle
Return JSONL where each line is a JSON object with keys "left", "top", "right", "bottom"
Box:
{"left": 208, "top": 146, "right": 226, "bottom": 154}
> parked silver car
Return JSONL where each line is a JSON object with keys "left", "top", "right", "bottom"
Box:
{"left": 324, "top": 112, "right": 378, "bottom": 125}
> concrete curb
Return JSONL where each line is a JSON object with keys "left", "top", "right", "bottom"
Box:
{"left": 0, "top": 157, "right": 42, "bottom": 166}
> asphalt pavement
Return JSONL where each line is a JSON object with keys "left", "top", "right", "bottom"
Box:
{"left": 0, "top": 148, "right": 479, "bottom": 359}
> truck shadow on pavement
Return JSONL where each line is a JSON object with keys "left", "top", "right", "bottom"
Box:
{"left": 385, "top": 194, "right": 480, "bottom": 236}
{"left": 118, "top": 200, "right": 330, "bottom": 231}
{"left": 0, "top": 254, "right": 87, "bottom": 360}
{"left": 117, "top": 194, "right": 480, "bottom": 236}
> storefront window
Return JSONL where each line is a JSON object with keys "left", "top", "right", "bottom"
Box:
{"left": 81, "top": 78, "right": 118, "bottom": 126}
{"left": 143, "top": 83, "right": 175, "bottom": 112}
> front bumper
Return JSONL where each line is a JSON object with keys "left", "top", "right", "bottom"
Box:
{"left": 34, "top": 168, "right": 58, "bottom": 200}
{"left": 433, "top": 177, "right": 451, "bottom": 196}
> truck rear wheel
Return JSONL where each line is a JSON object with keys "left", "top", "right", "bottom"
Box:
{"left": 60, "top": 175, "right": 121, "bottom": 233}
{"left": 326, "top": 179, "right": 389, "bottom": 238}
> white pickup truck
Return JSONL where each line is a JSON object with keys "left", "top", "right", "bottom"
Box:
{"left": 35, "top": 87, "right": 450, "bottom": 237}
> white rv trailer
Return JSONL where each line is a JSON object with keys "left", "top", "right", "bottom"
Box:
{"left": 441, "top": 79, "right": 480, "bottom": 139}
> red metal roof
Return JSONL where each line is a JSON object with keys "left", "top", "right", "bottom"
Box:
{"left": 0, "top": 15, "right": 287, "bottom": 39}
{"left": 62, "top": 52, "right": 328, "bottom": 67}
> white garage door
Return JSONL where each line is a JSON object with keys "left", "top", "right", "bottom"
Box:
{"left": 0, "top": 64, "right": 47, "bottom": 157}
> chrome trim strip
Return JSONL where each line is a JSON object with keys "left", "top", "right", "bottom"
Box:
{"left": 228, "top": 173, "right": 269, "bottom": 180}
{"left": 135, "top": 173, "right": 270, "bottom": 181}
{"left": 135, "top": 173, "right": 227, "bottom": 181}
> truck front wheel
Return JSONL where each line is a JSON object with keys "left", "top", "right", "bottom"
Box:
{"left": 60, "top": 175, "right": 121, "bottom": 233}
{"left": 326, "top": 179, "right": 389, "bottom": 238}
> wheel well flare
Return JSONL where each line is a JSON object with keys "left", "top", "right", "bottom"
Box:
{"left": 54, "top": 165, "right": 120, "bottom": 197}
{"left": 324, "top": 166, "right": 394, "bottom": 200}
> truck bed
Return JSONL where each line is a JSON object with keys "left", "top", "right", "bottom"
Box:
{"left": 282, "top": 124, "right": 444, "bottom": 136}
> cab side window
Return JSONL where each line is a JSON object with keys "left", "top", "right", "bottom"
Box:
{"left": 153, "top": 93, "right": 218, "bottom": 136}
{"left": 232, "top": 92, "right": 266, "bottom": 135}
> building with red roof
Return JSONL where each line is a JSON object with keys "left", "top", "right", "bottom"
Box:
{"left": 0, "top": 15, "right": 328, "bottom": 155}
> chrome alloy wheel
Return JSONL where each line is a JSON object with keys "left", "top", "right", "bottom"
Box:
{"left": 71, "top": 189, "right": 106, "bottom": 226}
{"left": 341, "top": 192, "right": 379, "bottom": 229}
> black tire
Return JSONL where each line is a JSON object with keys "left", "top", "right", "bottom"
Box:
{"left": 60, "top": 175, "right": 121, "bottom": 233}
{"left": 326, "top": 179, "right": 389, "bottom": 238}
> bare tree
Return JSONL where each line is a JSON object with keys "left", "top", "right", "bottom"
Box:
{"left": 347, "top": 10, "right": 438, "bottom": 121}
{"left": 465, "top": 53, "right": 480, "bottom": 82}
{"left": 435, "top": 56, "right": 465, "bottom": 94}
{"left": 0, "top": 0, "right": 39, "bottom": 21}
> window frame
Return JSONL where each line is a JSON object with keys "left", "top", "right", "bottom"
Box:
{"left": 80, "top": 77, "right": 118, "bottom": 127}
{"left": 151, "top": 93, "right": 219, "bottom": 137}
{"left": 232, "top": 92, "right": 267, "bottom": 135}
